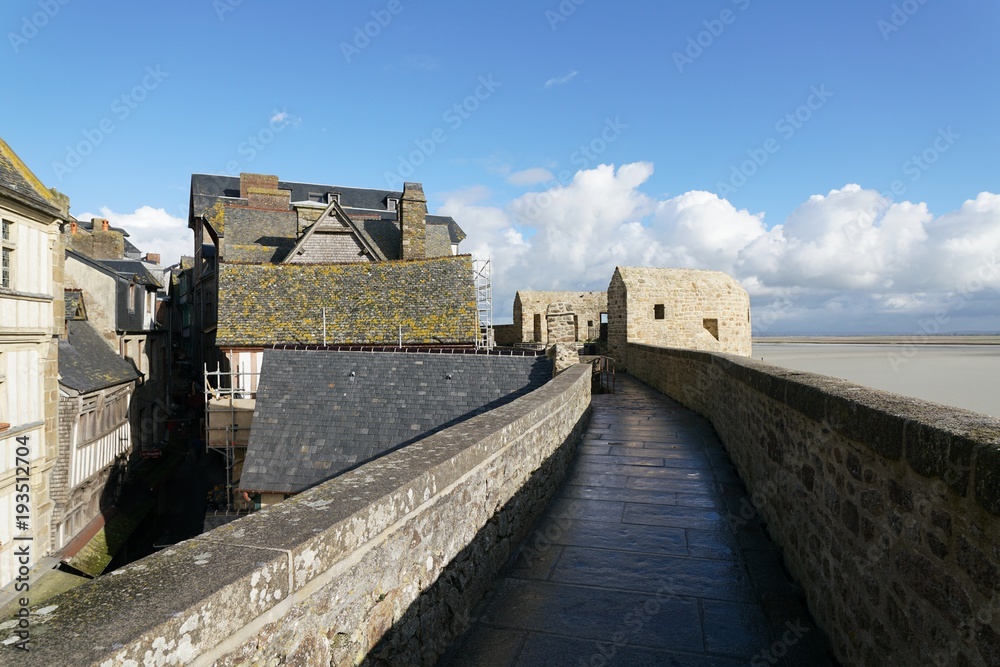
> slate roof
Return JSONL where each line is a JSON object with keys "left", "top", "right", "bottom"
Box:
{"left": 189, "top": 173, "right": 465, "bottom": 261}
{"left": 284, "top": 200, "right": 387, "bottom": 264}
{"left": 192, "top": 174, "right": 402, "bottom": 212}
{"left": 215, "top": 255, "right": 478, "bottom": 347}
{"left": 98, "top": 260, "right": 163, "bottom": 288}
{"left": 59, "top": 319, "right": 140, "bottom": 394}
{"left": 240, "top": 350, "right": 553, "bottom": 494}
{"left": 0, "top": 137, "right": 63, "bottom": 215}
{"left": 65, "top": 290, "right": 86, "bottom": 321}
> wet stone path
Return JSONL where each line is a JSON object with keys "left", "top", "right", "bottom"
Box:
{"left": 441, "top": 374, "right": 835, "bottom": 666}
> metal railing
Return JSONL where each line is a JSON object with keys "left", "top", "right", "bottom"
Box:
{"left": 581, "top": 355, "right": 616, "bottom": 393}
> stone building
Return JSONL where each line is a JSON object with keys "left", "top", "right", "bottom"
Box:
{"left": 607, "top": 267, "right": 752, "bottom": 370}
{"left": 189, "top": 173, "right": 477, "bottom": 508}
{"left": 64, "top": 237, "right": 169, "bottom": 452}
{"left": 53, "top": 290, "right": 138, "bottom": 552}
{"left": 0, "top": 137, "right": 68, "bottom": 588}
{"left": 505, "top": 290, "right": 607, "bottom": 346}
{"left": 188, "top": 172, "right": 475, "bottom": 392}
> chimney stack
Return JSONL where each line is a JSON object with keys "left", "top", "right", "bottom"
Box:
{"left": 69, "top": 220, "right": 77, "bottom": 234}
{"left": 144, "top": 253, "right": 160, "bottom": 265}
{"left": 400, "top": 182, "right": 427, "bottom": 260}
{"left": 93, "top": 217, "right": 110, "bottom": 231}
{"left": 240, "top": 172, "right": 279, "bottom": 198}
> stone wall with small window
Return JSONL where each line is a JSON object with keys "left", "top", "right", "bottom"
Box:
{"left": 512, "top": 290, "right": 607, "bottom": 344}
{"left": 607, "top": 267, "right": 751, "bottom": 370}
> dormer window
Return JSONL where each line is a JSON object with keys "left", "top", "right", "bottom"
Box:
{"left": 308, "top": 192, "right": 324, "bottom": 203}
{"left": 328, "top": 193, "right": 340, "bottom": 205}
{"left": 387, "top": 198, "right": 398, "bottom": 212}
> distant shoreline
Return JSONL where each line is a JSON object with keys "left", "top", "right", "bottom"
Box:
{"left": 754, "top": 335, "right": 1000, "bottom": 345}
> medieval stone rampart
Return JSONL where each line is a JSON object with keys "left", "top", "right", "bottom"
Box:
{"left": 1, "top": 365, "right": 591, "bottom": 666}
{"left": 627, "top": 343, "right": 1000, "bottom": 667}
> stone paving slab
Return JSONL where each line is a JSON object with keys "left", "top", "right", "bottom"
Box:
{"left": 440, "top": 374, "right": 836, "bottom": 666}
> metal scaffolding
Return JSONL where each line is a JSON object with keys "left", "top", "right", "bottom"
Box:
{"left": 203, "top": 363, "right": 259, "bottom": 509}
{"left": 473, "top": 257, "right": 493, "bottom": 350}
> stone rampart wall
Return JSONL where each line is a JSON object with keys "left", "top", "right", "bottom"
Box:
{"left": 513, "top": 291, "right": 606, "bottom": 344}
{"left": 627, "top": 343, "right": 1000, "bottom": 667}
{"left": 1, "top": 364, "right": 591, "bottom": 666}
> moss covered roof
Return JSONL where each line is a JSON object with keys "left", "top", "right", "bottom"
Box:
{"left": 216, "top": 255, "right": 478, "bottom": 347}
{"left": 0, "top": 136, "right": 64, "bottom": 215}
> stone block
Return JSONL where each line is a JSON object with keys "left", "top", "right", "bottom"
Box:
{"left": 973, "top": 445, "right": 1000, "bottom": 516}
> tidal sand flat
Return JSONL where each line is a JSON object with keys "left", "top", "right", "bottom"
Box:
{"left": 753, "top": 341, "right": 1000, "bottom": 418}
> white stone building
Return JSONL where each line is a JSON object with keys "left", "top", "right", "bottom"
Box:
{"left": 0, "top": 138, "right": 68, "bottom": 588}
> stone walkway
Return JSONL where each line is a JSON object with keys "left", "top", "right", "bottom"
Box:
{"left": 441, "top": 375, "right": 835, "bottom": 666}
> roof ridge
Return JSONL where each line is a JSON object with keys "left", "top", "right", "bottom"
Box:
{"left": 0, "top": 136, "right": 62, "bottom": 211}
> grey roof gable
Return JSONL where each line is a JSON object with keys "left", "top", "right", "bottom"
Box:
{"left": 191, "top": 174, "right": 401, "bottom": 213}
{"left": 98, "top": 260, "right": 163, "bottom": 288}
{"left": 59, "top": 320, "right": 139, "bottom": 394}
{"left": 240, "top": 350, "right": 552, "bottom": 494}
{"left": 189, "top": 174, "right": 465, "bottom": 253}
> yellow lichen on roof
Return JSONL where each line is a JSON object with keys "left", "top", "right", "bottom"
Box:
{"left": 0, "top": 136, "right": 61, "bottom": 207}
{"left": 247, "top": 187, "right": 286, "bottom": 197}
{"left": 207, "top": 200, "right": 226, "bottom": 235}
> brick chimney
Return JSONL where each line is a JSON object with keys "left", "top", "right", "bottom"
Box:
{"left": 144, "top": 253, "right": 160, "bottom": 265}
{"left": 240, "top": 173, "right": 278, "bottom": 198}
{"left": 400, "top": 182, "right": 427, "bottom": 260}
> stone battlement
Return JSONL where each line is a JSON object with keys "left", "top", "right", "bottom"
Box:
{"left": 627, "top": 343, "right": 1000, "bottom": 666}
{"left": 0, "top": 365, "right": 591, "bottom": 666}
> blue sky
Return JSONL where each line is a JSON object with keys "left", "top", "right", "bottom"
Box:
{"left": 3, "top": 0, "right": 999, "bottom": 333}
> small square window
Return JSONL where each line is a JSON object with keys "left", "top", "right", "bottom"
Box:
{"left": 703, "top": 318, "right": 719, "bottom": 340}
{"left": 387, "top": 198, "right": 398, "bottom": 211}
{"left": 654, "top": 304, "right": 665, "bottom": 320}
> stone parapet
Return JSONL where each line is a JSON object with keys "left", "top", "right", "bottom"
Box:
{"left": 1, "top": 365, "right": 591, "bottom": 666}
{"left": 545, "top": 302, "right": 579, "bottom": 376}
{"left": 627, "top": 343, "right": 1000, "bottom": 667}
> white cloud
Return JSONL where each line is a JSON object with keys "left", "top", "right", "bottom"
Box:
{"left": 507, "top": 167, "right": 554, "bottom": 186}
{"left": 544, "top": 70, "right": 578, "bottom": 88}
{"left": 440, "top": 162, "right": 1000, "bottom": 333}
{"left": 269, "top": 110, "right": 302, "bottom": 127}
{"left": 75, "top": 205, "right": 191, "bottom": 267}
